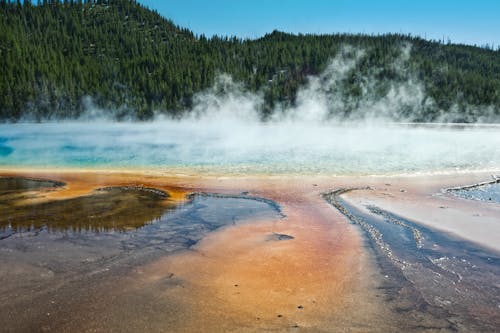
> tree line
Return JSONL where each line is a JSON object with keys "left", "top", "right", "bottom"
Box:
{"left": 1, "top": 0, "right": 499, "bottom": 122}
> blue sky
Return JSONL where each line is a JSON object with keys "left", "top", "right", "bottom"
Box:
{"left": 138, "top": 0, "right": 500, "bottom": 47}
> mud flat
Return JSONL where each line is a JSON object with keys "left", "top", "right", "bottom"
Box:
{"left": 0, "top": 169, "right": 499, "bottom": 332}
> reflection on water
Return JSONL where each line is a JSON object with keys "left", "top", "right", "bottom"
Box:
{"left": 0, "top": 176, "right": 63, "bottom": 192}
{"left": 324, "top": 189, "right": 500, "bottom": 332}
{"left": 0, "top": 178, "right": 282, "bottom": 259}
{"left": 0, "top": 178, "right": 283, "bottom": 332}
{"left": 0, "top": 177, "right": 65, "bottom": 234}
{"left": 0, "top": 177, "right": 281, "bottom": 240}
{"left": 0, "top": 183, "right": 172, "bottom": 235}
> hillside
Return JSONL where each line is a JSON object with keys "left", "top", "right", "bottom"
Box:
{"left": 1, "top": 0, "right": 499, "bottom": 122}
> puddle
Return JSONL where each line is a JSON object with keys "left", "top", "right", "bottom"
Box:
{"left": 0, "top": 176, "right": 63, "bottom": 193}
{"left": 0, "top": 177, "right": 282, "bottom": 249}
{"left": 0, "top": 192, "right": 282, "bottom": 269}
{"left": 1, "top": 186, "right": 172, "bottom": 235}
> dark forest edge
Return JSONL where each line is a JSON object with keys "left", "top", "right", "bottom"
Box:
{"left": 1, "top": 0, "right": 499, "bottom": 122}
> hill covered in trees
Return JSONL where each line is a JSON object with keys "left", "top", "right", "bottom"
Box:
{"left": 1, "top": 0, "right": 499, "bottom": 122}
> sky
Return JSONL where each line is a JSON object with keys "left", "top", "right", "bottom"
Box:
{"left": 138, "top": 0, "right": 500, "bottom": 48}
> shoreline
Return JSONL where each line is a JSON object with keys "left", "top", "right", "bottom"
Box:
{"left": 2, "top": 164, "right": 500, "bottom": 179}
{"left": 0, "top": 167, "right": 386, "bottom": 331}
{"left": 1, "top": 167, "right": 498, "bottom": 245}
{"left": 323, "top": 187, "right": 500, "bottom": 331}
{"left": 1, "top": 166, "right": 498, "bottom": 251}
{"left": 339, "top": 176, "right": 500, "bottom": 253}
{"left": 1, "top": 167, "right": 499, "bottom": 331}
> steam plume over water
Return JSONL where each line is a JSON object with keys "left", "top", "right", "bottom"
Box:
{"left": 1, "top": 122, "right": 499, "bottom": 175}
{"left": 2, "top": 46, "right": 499, "bottom": 175}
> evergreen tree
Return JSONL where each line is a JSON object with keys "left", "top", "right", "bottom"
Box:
{"left": 0, "top": 0, "right": 499, "bottom": 122}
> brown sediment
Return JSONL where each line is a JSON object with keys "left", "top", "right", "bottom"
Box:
{"left": 0, "top": 168, "right": 393, "bottom": 331}
{"left": 128, "top": 192, "right": 389, "bottom": 332}
{"left": 0, "top": 168, "right": 192, "bottom": 204}
{"left": 0, "top": 168, "right": 498, "bottom": 332}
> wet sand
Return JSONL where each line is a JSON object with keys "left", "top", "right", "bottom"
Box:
{"left": 0, "top": 168, "right": 499, "bottom": 332}
{"left": 340, "top": 173, "right": 500, "bottom": 253}
{"left": 325, "top": 186, "right": 500, "bottom": 332}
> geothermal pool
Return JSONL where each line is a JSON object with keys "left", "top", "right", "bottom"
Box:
{"left": 1, "top": 122, "right": 500, "bottom": 174}
{"left": 0, "top": 122, "right": 499, "bottom": 332}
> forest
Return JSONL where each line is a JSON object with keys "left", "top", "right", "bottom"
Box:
{"left": 1, "top": 0, "right": 499, "bottom": 122}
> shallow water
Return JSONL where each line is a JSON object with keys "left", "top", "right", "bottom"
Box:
{"left": 324, "top": 189, "right": 500, "bottom": 332}
{"left": 451, "top": 182, "right": 500, "bottom": 203}
{"left": 0, "top": 179, "right": 283, "bottom": 332}
{"left": 0, "top": 176, "right": 63, "bottom": 192}
{"left": 0, "top": 178, "right": 281, "bottom": 246}
{"left": 1, "top": 122, "right": 499, "bottom": 174}
{"left": 0, "top": 185, "right": 171, "bottom": 235}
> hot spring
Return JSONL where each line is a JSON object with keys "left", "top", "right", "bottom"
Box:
{"left": 1, "top": 122, "right": 499, "bottom": 175}
{"left": 1, "top": 120, "right": 500, "bottom": 333}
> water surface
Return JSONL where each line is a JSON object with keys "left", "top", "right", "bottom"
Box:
{"left": 0, "top": 179, "right": 283, "bottom": 332}
{"left": 1, "top": 122, "right": 499, "bottom": 174}
{"left": 324, "top": 189, "right": 500, "bottom": 332}
{"left": 451, "top": 182, "right": 500, "bottom": 203}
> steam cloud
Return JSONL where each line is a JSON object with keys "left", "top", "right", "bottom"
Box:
{"left": 149, "top": 44, "right": 495, "bottom": 124}
{"left": 175, "top": 45, "right": 427, "bottom": 124}
{"left": 3, "top": 44, "right": 500, "bottom": 175}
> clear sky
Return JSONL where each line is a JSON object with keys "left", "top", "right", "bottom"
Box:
{"left": 138, "top": 0, "right": 500, "bottom": 47}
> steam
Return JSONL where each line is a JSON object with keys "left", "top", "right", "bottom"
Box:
{"left": 171, "top": 43, "right": 496, "bottom": 124}
{"left": 2, "top": 119, "right": 500, "bottom": 175}
{"left": 188, "top": 75, "right": 263, "bottom": 123}
{"left": 2, "top": 44, "right": 500, "bottom": 175}
{"left": 15, "top": 43, "right": 498, "bottom": 124}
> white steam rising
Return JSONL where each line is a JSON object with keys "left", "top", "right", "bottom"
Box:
{"left": 1, "top": 121, "right": 500, "bottom": 175}
{"left": 169, "top": 44, "right": 441, "bottom": 124}
{"left": 3, "top": 44, "right": 499, "bottom": 175}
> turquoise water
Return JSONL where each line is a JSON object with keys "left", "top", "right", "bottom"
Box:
{"left": 1, "top": 122, "right": 499, "bottom": 175}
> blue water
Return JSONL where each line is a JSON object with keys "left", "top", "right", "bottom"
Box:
{"left": 1, "top": 122, "right": 499, "bottom": 174}
{"left": 452, "top": 183, "right": 500, "bottom": 203}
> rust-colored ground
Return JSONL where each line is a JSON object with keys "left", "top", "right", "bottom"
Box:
{"left": 1, "top": 168, "right": 497, "bottom": 332}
